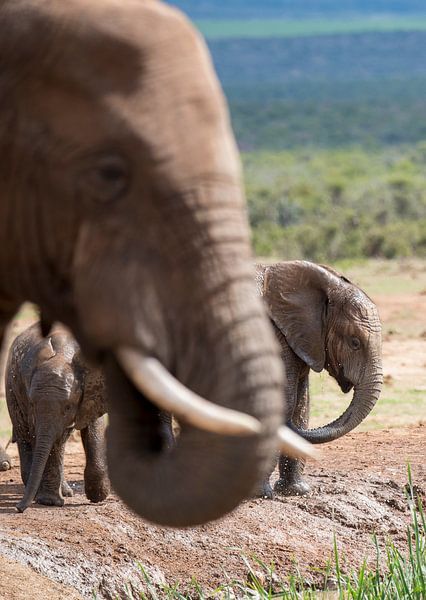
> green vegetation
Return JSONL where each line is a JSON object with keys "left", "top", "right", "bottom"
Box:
{"left": 208, "top": 31, "right": 426, "bottom": 150}
{"left": 197, "top": 17, "right": 426, "bottom": 40}
{"left": 244, "top": 145, "right": 426, "bottom": 261}
{"left": 227, "top": 80, "right": 426, "bottom": 150}
{"left": 115, "top": 477, "right": 426, "bottom": 598}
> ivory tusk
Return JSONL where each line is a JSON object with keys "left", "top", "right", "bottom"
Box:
{"left": 116, "top": 348, "right": 262, "bottom": 436}
{"left": 278, "top": 425, "right": 317, "bottom": 460}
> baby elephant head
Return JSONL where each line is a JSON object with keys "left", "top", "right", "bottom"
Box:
{"left": 261, "top": 260, "right": 383, "bottom": 443}
{"left": 30, "top": 332, "right": 84, "bottom": 433}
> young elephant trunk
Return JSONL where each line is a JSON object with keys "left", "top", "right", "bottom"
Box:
{"left": 16, "top": 429, "right": 55, "bottom": 513}
{"left": 291, "top": 365, "right": 383, "bottom": 444}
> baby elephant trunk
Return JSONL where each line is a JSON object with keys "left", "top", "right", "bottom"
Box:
{"left": 291, "top": 370, "right": 383, "bottom": 444}
{"left": 16, "top": 428, "right": 56, "bottom": 513}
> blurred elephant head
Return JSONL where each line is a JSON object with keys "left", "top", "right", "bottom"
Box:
{"left": 259, "top": 260, "right": 383, "bottom": 443}
{"left": 0, "top": 0, "right": 289, "bottom": 526}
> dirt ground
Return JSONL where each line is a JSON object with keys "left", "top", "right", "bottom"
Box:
{"left": 0, "top": 269, "right": 425, "bottom": 599}
{"left": 0, "top": 427, "right": 424, "bottom": 599}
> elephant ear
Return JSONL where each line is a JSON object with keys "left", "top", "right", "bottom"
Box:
{"left": 74, "top": 360, "right": 107, "bottom": 430}
{"left": 262, "top": 261, "right": 330, "bottom": 372}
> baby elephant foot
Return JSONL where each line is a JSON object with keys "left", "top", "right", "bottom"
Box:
{"left": 0, "top": 448, "right": 11, "bottom": 471}
{"left": 85, "top": 476, "right": 110, "bottom": 503}
{"left": 61, "top": 480, "right": 74, "bottom": 497}
{"left": 0, "top": 458, "right": 11, "bottom": 471}
{"left": 254, "top": 479, "right": 274, "bottom": 500}
{"left": 35, "top": 490, "right": 65, "bottom": 507}
{"left": 274, "top": 478, "right": 311, "bottom": 497}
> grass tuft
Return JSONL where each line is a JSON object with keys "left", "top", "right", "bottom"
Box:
{"left": 110, "top": 467, "right": 425, "bottom": 599}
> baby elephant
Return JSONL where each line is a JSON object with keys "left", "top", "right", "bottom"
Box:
{"left": 6, "top": 323, "right": 110, "bottom": 512}
{"left": 257, "top": 261, "right": 383, "bottom": 497}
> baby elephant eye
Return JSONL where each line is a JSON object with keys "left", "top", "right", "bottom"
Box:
{"left": 348, "top": 336, "right": 361, "bottom": 350}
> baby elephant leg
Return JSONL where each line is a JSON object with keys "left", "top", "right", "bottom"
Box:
{"left": 17, "top": 439, "right": 32, "bottom": 485}
{"left": 35, "top": 441, "right": 68, "bottom": 507}
{"left": 256, "top": 467, "right": 276, "bottom": 500}
{"left": 275, "top": 455, "right": 310, "bottom": 496}
{"left": 275, "top": 375, "right": 311, "bottom": 496}
{"left": 81, "top": 416, "right": 110, "bottom": 503}
{"left": 58, "top": 441, "right": 73, "bottom": 498}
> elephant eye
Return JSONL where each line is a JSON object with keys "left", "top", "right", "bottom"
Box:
{"left": 82, "top": 153, "right": 130, "bottom": 204}
{"left": 348, "top": 336, "right": 361, "bottom": 350}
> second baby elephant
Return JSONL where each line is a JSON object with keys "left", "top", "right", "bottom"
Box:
{"left": 6, "top": 323, "right": 110, "bottom": 512}
{"left": 257, "top": 261, "right": 383, "bottom": 496}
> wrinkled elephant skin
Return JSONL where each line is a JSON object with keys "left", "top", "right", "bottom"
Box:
{"left": 0, "top": 0, "right": 284, "bottom": 525}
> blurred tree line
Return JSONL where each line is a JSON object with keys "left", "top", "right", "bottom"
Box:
{"left": 244, "top": 144, "right": 426, "bottom": 260}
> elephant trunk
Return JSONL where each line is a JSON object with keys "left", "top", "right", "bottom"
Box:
{"left": 291, "top": 361, "right": 383, "bottom": 444}
{"left": 105, "top": 280, "right": 283, "bottom": 527}
{"left": 16, "top": 428, "right": 55, "bottom": 512}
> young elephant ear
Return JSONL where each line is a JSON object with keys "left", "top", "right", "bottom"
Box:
{"left": 262, "top": 261, "right": 330, "bottom": 372}
{"left": 74, "top": 361, "right": 107, "bottom": 430}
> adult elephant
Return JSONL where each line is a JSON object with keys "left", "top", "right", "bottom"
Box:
{"left": 0, "top": 0, "right": 306, "bottom": 526}
{"left": 257, "top": 261, "right": 383, "bottom": 495}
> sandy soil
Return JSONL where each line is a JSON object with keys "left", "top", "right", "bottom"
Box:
{"left": 0, "top": 427, "right": 424, "bottom": 599}
{"left": 0, "top": 282, "right": 424, "bottom": 599}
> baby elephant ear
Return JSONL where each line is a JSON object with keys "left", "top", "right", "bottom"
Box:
{"left": 36, "top": 338, "right": 56, "bottom": 366}
{"left": 263, "top": 262, "right": 328, "bottom": 372}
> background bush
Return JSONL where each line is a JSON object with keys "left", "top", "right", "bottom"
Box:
{"left": 245, "top": 145, "right": 426, "bottom": 260}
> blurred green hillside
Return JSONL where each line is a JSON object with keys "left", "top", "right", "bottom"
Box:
{"left": 168, "top": 1, "right": 426, "bottom": 262}
{"left": 244, "top": 145, "right": 426, "bottom": 261}
{"left": 211, "top": 31, "right": 426, "bottom": 151}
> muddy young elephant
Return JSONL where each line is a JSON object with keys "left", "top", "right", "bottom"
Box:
{"left": 6, "top": 323, "right": 110, "bottom": 512}
{"left": 0, "top": 0, "right": 310, "bottom": 526}
{"left": 257, "top": 261, "right": 383, "bottom": 496}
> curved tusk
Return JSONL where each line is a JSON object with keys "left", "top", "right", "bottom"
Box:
{"left": 116, "top": 348, "right": 262, "bottom": 436}
{"left": 278, "top": 426, "right": 317, "bottom": 460}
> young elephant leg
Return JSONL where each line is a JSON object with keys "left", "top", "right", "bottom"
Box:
{"left": 275, "top": 373, "right": 311, "bottom": 496}
{"left": 81, "top": 416, "right": 110, "bottom": 503}
{"left": 58, "top": 441, "right": 73, "bottom": 498}
{"left": 35, "top": 437, "right": 70, "bottom": 507}
{"left": 257, "top": 327, "right": 299, "bottom": 499}
{"left": 17, "top": 439, "right": 32, "bottom": 485}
